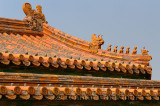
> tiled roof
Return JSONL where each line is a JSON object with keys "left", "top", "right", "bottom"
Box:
{"left": 0, "top": 17, "right": 152, "bottom": 79}
{"left": 0, "top": 3, "right": 156, "bottom": 103}
{"left": 0, "top": 72, "right": 159, "bottom": 101}
{"left": 0, "top": 17, "right": 152, "bottom": 64}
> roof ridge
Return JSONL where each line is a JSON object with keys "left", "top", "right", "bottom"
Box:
{"left": 0, "top": 17, "right": 25, "bottom": 22}
{"left": 43, "top": 24, "right": 90, "bottom": 45}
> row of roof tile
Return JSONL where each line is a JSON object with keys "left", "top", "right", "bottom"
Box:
{"left": 0, "top": 52, "right": 152, "bottom": 75}
{"left": 0, "top": 85, "right": 159, "bottom": 101}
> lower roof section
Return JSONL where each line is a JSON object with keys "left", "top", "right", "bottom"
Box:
{"left": 0, "top": 72, "right": 159, "bottom": 102}
{"left": 0, "top": 72, "right": 159, "bottom": 88}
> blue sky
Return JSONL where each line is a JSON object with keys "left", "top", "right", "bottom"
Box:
{"left": 0, "top": 0, "right": 159, "bottom": 80}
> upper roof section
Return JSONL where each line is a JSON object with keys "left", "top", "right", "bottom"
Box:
{"left": 0, "top": 3, "right": 152, "bottom": 79}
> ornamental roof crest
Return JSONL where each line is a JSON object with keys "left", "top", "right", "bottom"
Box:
{"left": 22, "top": 2, "right": 47, "bottom": 32}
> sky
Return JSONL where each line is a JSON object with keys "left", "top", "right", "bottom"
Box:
{"left": 0, "top": 0, "right": 159, "bottom": 80}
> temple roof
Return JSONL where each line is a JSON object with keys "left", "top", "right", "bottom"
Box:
{"left": 0, "top": 17, "right": 152, "bottom": 79}
{"left": 0, "top": 3, "right": 152, "bottom": 79}
{"left": 0, "top": 3, "right": 158, "bottom": 104}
